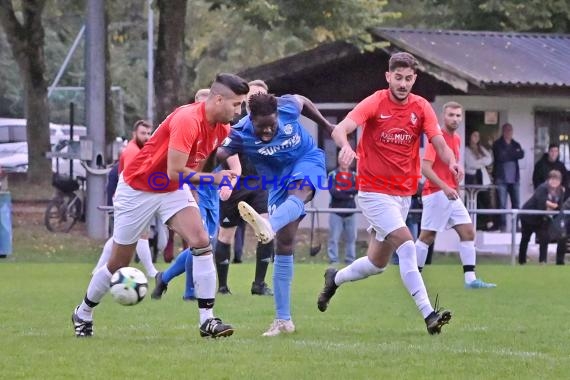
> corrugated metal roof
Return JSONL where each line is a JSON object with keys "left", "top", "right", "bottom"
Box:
{"left": 372, "top": 28, "right": 570, "bottom": 87}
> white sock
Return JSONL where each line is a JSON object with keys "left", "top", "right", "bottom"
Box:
{"left": 193, "top": 254, "right": 216, "bottom": 324}
{"left": 79, "top": 265, "right": 113, "bottom": 320}
{"left": 459, "top": 240, "right": 477, "bottom": 283}
{"left": 136, "top": 239, "right": 158, "bottom": 278}
{"left": 92, "top": 237, "right": 113, "bottom": 275}
{"left": 415, "top": 240, "right": 429, "bottom": 268}
{"left": 335, "top": 256, "right": 384, "bottom": 286}
{"left": 397, "top": 241, "right": 433, "bottom": 318}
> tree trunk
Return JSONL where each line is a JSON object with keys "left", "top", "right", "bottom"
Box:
{"left": 154, "top": 0, "right": 187, "bottom": 124}
{"left": 0, "top": 0, "right": 52, "bottom": 185}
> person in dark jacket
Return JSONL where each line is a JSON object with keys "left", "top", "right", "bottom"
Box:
{"left": 518, "top": 170, "right": 565, "bottom": 264}
{"left": 492, "top": 123, "right": 524, "bottom": 231}
{"left": 532, "top": 143, "right": 567, "bottom": 190}
{"left": 327, "top": 155, "right": 358, "bottom": 265}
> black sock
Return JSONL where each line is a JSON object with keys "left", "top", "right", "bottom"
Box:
{"left": 463, "top": 265, "right": 475, "bottom": 273}
{"left": 215, "top": 240, "right": 231, "bottom": 288}
{"left": 254, "top": 241, "right": 274, "bottom": 284}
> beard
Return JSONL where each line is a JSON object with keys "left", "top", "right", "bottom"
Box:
{"left": 135, "top": 137, "right": 146, "bottom": 149}
{"left": 389, "top": 87, "right": 409, "bottom": 101}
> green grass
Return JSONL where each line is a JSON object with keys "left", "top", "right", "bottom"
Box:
{"left": 1, "top": 261, "right": 569, "bottom": 379}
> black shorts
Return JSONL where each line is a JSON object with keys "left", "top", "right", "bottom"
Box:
{"left": 219, "top": 187, "right": 268, "bottom": 228}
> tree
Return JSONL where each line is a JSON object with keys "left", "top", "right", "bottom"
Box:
{"left": 383, "top": 0, "right": 570, "bottom": 33}
{"left": 153, "top": 0, "right": 188, "bottom": 124}
{"left": 0, "top": 0, "right": 52, "bottom": 183}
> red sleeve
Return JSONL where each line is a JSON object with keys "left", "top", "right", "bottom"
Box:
{"left": 424, "top": 141, "right": 437, "bottom": 162}
{"left": 169, "top": 111, "right": 199, "bottom": 153}
{"left": 345, "top": 92, "right": 379, "bottom": 127}
{"left": 421, "top": 100, "right": 441, "bottom": 141}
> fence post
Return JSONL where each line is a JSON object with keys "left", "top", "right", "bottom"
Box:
{"left": 510, "top": 210, "right": 518, "bottom": 266}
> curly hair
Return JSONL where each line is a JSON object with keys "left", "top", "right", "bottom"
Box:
{"left": 248, "top": 93, "right": 277, "bottom": 117}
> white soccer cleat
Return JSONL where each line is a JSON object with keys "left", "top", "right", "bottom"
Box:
{"left": 262, "top": 319, "right": 295, "bottom": 337}
{"left": 238, "top": 201, "right": 275, "bottom": 244}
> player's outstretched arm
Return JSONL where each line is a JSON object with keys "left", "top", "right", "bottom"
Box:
{"left": 331, "top": 118, "right": 358, "bottom": 168}
{"left": 168, "top": 147, "right": 234, "bottom": 186}
{"left": 295, "top": 94, "right": 335, "bottom": 135}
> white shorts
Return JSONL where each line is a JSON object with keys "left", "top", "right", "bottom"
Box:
{"left": 358, "top": 191, "right": 410, "bottom": 242}
{"left": 421, "top": 190, "right": 472, "bottom": 232}
{"left": 113, "top": 177, "right": 198, "bottom": 245}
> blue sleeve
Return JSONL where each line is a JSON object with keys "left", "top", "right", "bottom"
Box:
{"left": 220, "top": 123, "right": 245, "bottom": 156}
{"left": 277, "top": 95, "right": 302, "bottom": 120}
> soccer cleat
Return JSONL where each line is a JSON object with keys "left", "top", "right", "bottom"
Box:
{"left": 199, "top": 317, "right": 234, "bottom": 338}
{"left": 425, "top": 295, "right": 452, "bottom": 335}
{"left": 262, "top": 319, "right": 295, "bottom": 337}
{"left": 251, "top": 281, "right": 274, "bottom": 296}
{"left": 218, "top": 286, "right": 232, "bottom": 295}
{"left": 72, "top": 307, "right": 93, "bottom": 337}
{"left": 317, "top": 268, "right": 339, "bottom": 312}
{"left": 465, "top": 278, "right": 497, "bottom": 289}
{"left": 150, "top": 272, "right": 168, "bottom": 300}
{"left": 238, "top": 201, "right": 275, "bottom": 244}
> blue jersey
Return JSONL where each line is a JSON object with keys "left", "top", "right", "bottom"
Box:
{"left": 221, "top": 95, "right": 319, "bottom": 178}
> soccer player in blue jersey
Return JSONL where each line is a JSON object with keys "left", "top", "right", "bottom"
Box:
{"left": 217, "top": 92, "right": 334, "bottom": 336}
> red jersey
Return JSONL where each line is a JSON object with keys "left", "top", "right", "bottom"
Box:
{"left": 346, "top": 89, "right": 441, "bottom": 195}
{"left": 422, "top": 130, "right": 460, "bottom": 196}
{"left": 123, "top": 102, "right": 230, "bottom": 192}
{"left": 118, "top": 139, "right": 140, "bottom": 173}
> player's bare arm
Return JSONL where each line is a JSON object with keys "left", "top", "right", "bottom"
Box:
{"left": 331, "top": 118, "right": 358, "bottom": 167}
{"left": 294, "top": 94, "right": 335, "bottom": 135}
{"left": 218, "top": 154, "right": 241, "bottom": 201}
{"left": 167, "top": 147, "right": 236, "bottom": 185}
{"left": 422, "top": 159, "right": 459, "bottom": 200}
{"left": 430, "top": 135, "right": 464, "bottom": 182}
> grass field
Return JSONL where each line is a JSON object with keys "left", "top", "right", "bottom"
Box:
{"left": 1, "top": 259, "right": 569, "bottom": 380}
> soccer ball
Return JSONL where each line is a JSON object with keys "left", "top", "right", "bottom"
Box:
{"left": 109, "top": 267, "right": 148, "bottom": 306}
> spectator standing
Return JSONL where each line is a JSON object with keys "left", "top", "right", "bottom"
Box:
{"left": 532, "top": 143, "right": 567, "bottom": 190}
{"left": 465, "top": 130, "right": 494, "bottom": 230}
{"left": 492, "top": 123, "right": 524, "bottom": 231}
{"left": 327, "top": 155, "right": 358, "bottom": 265}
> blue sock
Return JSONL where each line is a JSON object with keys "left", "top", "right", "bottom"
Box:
{"left": 273, "top": 254, "right": 294, "bottom": 320}
{"left": 184, "top": 249, "right": 194, "bottom": 298}
{"left": 270, "top": 195, "right": 305, "bottom": 232}
{"left": 162, "top": 249, "right": 189, "bottom": 283}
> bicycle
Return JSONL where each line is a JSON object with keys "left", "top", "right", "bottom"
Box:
{"left": 44, "top": 174, "right": 86, "bottom": 233}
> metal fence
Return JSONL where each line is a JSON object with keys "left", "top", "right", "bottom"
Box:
{"left": 305, "top": 207, "right": 570, "bottom": 266}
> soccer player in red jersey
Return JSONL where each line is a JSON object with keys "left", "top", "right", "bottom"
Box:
{"left": 92, "top": 120, "right": 158, "bottom": 279}
{"left": 416, "top": 101, "right": 496, "bottom": 289}
{"left": 317, "top": 52, "right": 461, "bottom": 334}
{"left": 72, "top": 73, "right": 249, "bottom": 338}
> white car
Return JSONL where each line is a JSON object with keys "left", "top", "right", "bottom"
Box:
{"left": 0, "top": 118, "right": 87, "bottom": 177}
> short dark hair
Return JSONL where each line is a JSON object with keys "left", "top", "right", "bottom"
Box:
{"left": 133, "top": 120, "right": 152, "bottom": 132}
{"left": 212, "top": 73, "right": 249, "bottom": 96}
{"left": 249, "top": 93, "right": 277, "bottom": 117}
{"left": 548, "top": 143, "right": 559, "bottom": 150}
{"left": 388, "top": 52, "right": 418, "bottom": 72}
